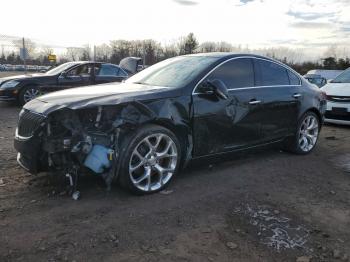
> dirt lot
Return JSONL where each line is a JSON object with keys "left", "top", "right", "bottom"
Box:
{"left": 0, "top": 72, "right": 25, "bottom": 78}
{"left": 0, "top": 101, "right": 350, "bottom": 262}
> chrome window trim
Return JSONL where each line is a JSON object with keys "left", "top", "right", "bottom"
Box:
{"left": 192, "top": 56, "right": 302, "bottom": 95}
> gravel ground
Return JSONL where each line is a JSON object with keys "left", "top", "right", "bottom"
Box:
{"left": 0, "top": 72, "right": 26, "bottom": 78}
{"left": 0, "top": 101, "right": 350, "bottom": 262}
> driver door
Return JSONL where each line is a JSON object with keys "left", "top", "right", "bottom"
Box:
{"left": 192, "top": 58, "right": 263, "bottom": 157}
{"left": 57, "top": 64, "right": 94, "bottom": 90}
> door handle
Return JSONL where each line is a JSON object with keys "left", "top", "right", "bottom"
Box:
{"left": 249, "top": 100, "right": 261, "bottom": 105}
{"left": 293, "top": 93, "right": 302, "bottom": 98}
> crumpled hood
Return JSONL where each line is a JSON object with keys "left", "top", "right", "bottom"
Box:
{"left": 24, "top": 82, "right": 180, "bottom": 115}
{"left": 321, "top": 83, "right": 350, "bottom": 96}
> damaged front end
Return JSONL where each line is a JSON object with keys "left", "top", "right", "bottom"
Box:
{"left": 14, "top": 103, "right": 154, "bottom": 191}
{"left": 14, "top": 96, "right": 192, "bottom": 195}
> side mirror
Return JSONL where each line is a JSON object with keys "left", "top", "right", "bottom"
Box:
{"left": 60, "top": 71, "right": 67, "bottom": 78}
{"left": 206, "top": 79, "right": 229, "bottom": 100}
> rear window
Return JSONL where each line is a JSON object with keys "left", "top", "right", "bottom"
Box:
{"left": 288, "top": 70, "right": 301, "bottom": 85}
{"left": 258, "top": 60, "right": 289, "bottom": 86}
{"left": 98, "top": 64, "right": 119, "bottom": 76}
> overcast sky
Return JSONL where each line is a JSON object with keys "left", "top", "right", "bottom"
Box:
{"left": 1, "top": 0, "right": 350, "bottom": 56}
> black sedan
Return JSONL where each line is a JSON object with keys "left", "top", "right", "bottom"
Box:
{"left": 0, "top": 57, "right": 141, "bottom": 105}
{"left": 14, "top": 53, "right": 326, "bottom": 195}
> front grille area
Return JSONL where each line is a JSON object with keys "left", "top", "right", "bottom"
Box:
{"left": 325, "top": 111, "right": 350, "bottom": 121}
{"left": 17, "top": 110, "right": 46, "bottom": 137}
{"left": 327, "top": 95, "right": 350, "bottom": 103}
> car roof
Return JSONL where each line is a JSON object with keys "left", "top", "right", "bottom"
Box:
{"left": 184, "top": 52, "right": 279, "bottom": 62}
{"left": 70, "top": 61, "right": 118, "bottom": 65}
{"left": 304, "top": 74, "right": 322, "bottom": 78}
{"left": 64, "top": 61, "right": 123, "bottom": 69}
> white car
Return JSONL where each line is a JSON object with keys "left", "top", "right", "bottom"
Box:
{"left": 321, "top": 68, "right": 350, "bottom": 125}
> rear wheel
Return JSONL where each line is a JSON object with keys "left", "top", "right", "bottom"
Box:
{"left": 118, "top": 125, "right": 181, "bottom": 194}
{"left": 285, "top": 111, "right": 320, "bottom": 154}
{"left": 19, "top": 86, "right": 40, "bottom": 105}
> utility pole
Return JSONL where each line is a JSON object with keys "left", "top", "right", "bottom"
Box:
{"left": 1, "top": 44, "right": 4, "bottom": 61}
{"left": 22, "top": 37, "right": 27, "bottom": 74}
{"left": 143, "top": 41, "right": 146, "bottom": 67}
{"left": 93, "top": 45, "right": 96, "bottom": 61}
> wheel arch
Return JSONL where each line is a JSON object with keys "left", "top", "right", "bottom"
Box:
{"left": 17, "top": 83, "right": 40, "bottom": 104}
{"left": 303, "top": 107, "right": 323, "bottom": 128}
{"left": 147, "top": 119, "right": 192, "bottom": 167}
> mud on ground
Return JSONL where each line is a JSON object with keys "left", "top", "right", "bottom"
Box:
{"left": 0, "top": 101, "right": 350, "bottom": 262}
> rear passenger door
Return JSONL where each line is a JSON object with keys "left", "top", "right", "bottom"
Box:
{"left": 94, "top": 64, "right": 128, "bottom": 84}
{"left": 253, "top": 59, "right": 302, "bottom": 142}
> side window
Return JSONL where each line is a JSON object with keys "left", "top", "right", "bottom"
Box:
{"left": 117, "top": 68, "right": 128, "bottom": 77}
{"left": 98, "top": 64, "right": 120, "bottom": 76}
{"left": 287, "top": 70, "right": 301, "bottom": 85}
{"left": 258, "top": 60, "right": 289, "bottom": 86}
{"left": 206, "top": 58, "right": 254, "bottom": 89}
{"left": 67, "top": 64, "right": 92, "bottom": 77}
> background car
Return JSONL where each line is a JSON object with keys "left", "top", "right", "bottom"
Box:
{"left": 305, "top": 69, "right": 343, "bottom": 82}
{"left": 304, "top": 74, "right": 327, "bottom": 88}
{"left": 0, "top": 57, "right": 142, "bottom": 105}
{"left": 14, "top": 53, "right": 326, "bottom": 195}
{"left": 321, "top": 68, "right": 350, "bottom": 125}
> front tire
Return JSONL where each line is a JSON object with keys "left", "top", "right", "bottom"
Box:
{"left": 285, "top": 111, "right": 320, "bottom": 154}
{"left": 18, "top": 86, "right": 40, "bottom": 105}
{"left": 118, "top": 125, "right": 181, "bottom": 195}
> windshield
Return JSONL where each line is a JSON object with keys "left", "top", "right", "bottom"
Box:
{"left": 307, "top": 78, "right": 323, "bottom": 85}
{"left": 126, "top": 56, "right": 219, "bottom": 88}
{"left": 45, "top": 62, "right": 78, "bottom": 75}
{"left": 331, "top": 68, "right": 350, "bottom": 83}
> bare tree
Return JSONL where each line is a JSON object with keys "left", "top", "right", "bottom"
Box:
{"left": 81, "top": 45, "right": 91, "bottom": 61}
{"left": 323, "top": 45, "right": 338, "bottom": 58}
{"left": 95, "top": 44, "right": 112, "bottom": 62}
{"left": 162, "top": 43, "right": 178, "bottom": 60}
{"left": 199, "top": 42, "right": 216, "bottom": 53}
{"left": 65, "top": 47, "right": 83, "bottom": 61}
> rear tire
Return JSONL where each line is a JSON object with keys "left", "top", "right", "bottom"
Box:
{"left": 118, "top": 124, "right": 181, "bottom": 195}
{"left": 284, "top": 111, "right": 320, "bottom": 154}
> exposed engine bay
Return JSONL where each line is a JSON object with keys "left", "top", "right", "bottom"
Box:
{"left": 37, "top": 106, "right": 125, "bottom": 196}
{"left": 46, "top": 108, "right": 113, "bottom": 172}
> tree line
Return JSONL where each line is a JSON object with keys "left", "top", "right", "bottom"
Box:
{"left": 1, "top": 33, "right": 350, "bottom": 75}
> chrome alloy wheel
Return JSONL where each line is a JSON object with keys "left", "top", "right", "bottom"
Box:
{"left": 23, "top": 88, "right": 40, "bottom": 103}
{"left": 129, "top": 133, "right": 178, "bottom": 192}
{"left": 298, "top": 115, "right": 319, "bottom": 152}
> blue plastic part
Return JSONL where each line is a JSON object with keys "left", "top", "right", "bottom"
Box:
{"left": 84, "top": 145, "right": 112, "bottom": 174}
